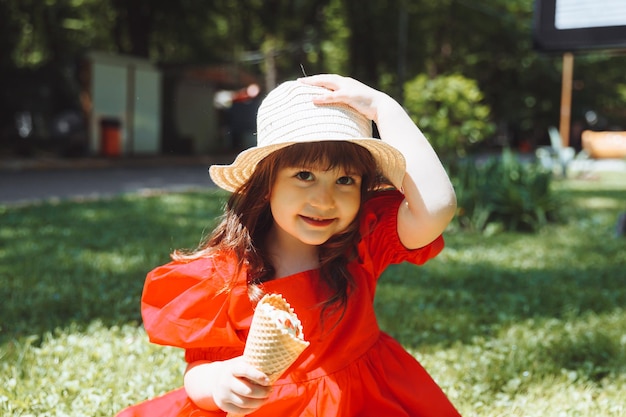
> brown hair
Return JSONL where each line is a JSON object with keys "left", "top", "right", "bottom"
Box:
{"left": 174, "top": 141, "right": 387, "bottom": 320}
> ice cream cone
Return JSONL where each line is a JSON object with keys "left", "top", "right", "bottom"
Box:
{"left": 226, "top": 295, "right": 309, "bottom": 416}
{"left": 242, "top": 293, "right": 310, "bottom": 384}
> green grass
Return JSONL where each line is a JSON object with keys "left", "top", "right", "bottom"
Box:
{"left": 1, "top": 174, "right": 625, "bottom": 416}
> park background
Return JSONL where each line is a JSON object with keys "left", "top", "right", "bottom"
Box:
{"left": 2, "top": 0, "right": 626, "bottom": 158}
{"left": 1, "top": 1, "right": 625, "bottom": 416}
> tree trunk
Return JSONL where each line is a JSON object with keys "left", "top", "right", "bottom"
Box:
{"left": 112, "top": 0, "right": 154, "bottom": 57}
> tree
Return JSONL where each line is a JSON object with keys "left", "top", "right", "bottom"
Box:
{"left": 1, "top": 0, "right": 625, "bottom": 149}
{"left": 0, "top": 0, "right": 23, "bottom": 70}
{"left": 404, "top": 73, "right": 495, "bottom": 160}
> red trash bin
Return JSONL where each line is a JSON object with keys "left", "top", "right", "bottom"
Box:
{"left": 100, "top": 117, "right": 121, "bottom": 157}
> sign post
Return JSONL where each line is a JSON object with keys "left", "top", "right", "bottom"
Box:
{"left": 559, "top": 52, "right": 574, "bottom": 147}
{"left": 534, "top": 0, "right": 626, "bottom": 148}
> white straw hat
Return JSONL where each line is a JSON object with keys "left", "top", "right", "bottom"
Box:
{"left": 209, "top": 80, "right": 406, "bottom": 192}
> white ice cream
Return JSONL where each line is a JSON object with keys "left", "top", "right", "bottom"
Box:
{"left": 258, "top": 302, "right": 303, "bottom": 338}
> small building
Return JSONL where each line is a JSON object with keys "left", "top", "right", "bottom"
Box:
{"left": 81, "top": 51, "right": 162, "bottom": 156}
{"left": 161, "top": 64, "right": 261, "bottom": 155}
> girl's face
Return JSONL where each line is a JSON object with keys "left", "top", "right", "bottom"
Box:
{"left": 269, "top": 165, "right": 362, "bottom": 247}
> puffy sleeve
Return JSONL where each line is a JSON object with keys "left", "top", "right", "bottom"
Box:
{"left": 357, "top": 190, "right": 444, "bottom": 280}
{"left": 140, "top": 253, "right": 253, "bottom": 351}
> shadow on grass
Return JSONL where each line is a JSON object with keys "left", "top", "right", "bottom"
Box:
{"left": 0, "top": 190, "right": 227, "bottom": 345}
{"left": 1, "top": 185, "right": 624, "bottom": 358}
{"left": 376, "top": 260, "right": 625, "bottom": 349}
{"left": 376, "top": 179, "right": 626, "bottom": 350}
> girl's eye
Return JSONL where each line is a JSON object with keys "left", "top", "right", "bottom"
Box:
{"left": 337, "top": 176, "right": 355, "bottom": 185}
{"left": 295, "top": 171, "right": 314, "bottom": 181}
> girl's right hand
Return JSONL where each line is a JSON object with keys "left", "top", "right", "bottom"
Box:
{"left": 212, "top": 357, "right": 272, "bottom": 414}
{"left": 184, "top": 356, "right": 272, "bottom": 414}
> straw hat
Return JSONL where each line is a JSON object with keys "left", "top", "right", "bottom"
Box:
{"left": 209, "top": 80, "right": 406, "bottom": 192}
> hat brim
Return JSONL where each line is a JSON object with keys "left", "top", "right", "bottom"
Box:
{"left": 209, "top": 138, "right": 406, "bottom": 193}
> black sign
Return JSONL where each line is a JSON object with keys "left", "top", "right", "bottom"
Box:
{"left": 533, "top": 0, "right": 626, "bottom": 51}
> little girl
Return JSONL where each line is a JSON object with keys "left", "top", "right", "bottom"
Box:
{"left": 117, "top": 74, "right": 460, "bottom": 416}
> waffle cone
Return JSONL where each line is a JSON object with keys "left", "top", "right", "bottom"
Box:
{"left": 243, "top": 294, "right": 310, "bottom": 383}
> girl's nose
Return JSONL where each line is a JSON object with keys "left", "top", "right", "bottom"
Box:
{"left": 309, "top": 184, "right": 335, "bottom": 209}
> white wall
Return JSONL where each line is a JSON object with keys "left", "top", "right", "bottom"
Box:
{"left": 91, "top": 62, "right": 127, "bottom": 154}
{"left": 87, "top": 52, "right": 161, "bottom": 155}
{"left": 173, "top": 78, "right": 217, "bottom": 154}
{"left": 132, "top": 68, "right": 161, "bottom": 154}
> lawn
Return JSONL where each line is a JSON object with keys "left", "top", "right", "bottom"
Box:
{"left": 1, "top": 173, "right": 625, "bottom": 416}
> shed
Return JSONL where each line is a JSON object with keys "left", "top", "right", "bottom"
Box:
{"left": 81, "top": 51, "right": 161, "bottom": 156}
{"left": 161, "top": 64, "right": 260, "bottom": 155}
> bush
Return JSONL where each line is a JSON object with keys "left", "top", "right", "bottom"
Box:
{"left": 404, "top": 73, "right": 495, "bottom": 160}
{"left": 450, "top": 149, "right": 563, "bottom": 233}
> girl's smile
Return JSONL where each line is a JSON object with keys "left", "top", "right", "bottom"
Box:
{"left": 299, "top": 215, "right": 336, "bottom": 227}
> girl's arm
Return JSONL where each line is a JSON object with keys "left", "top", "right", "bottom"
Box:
{"left": 184, "top": 357, "right": 271, "bottom": 414}
{"left": 299, "top": 74, "right": 457, "bottom": 249}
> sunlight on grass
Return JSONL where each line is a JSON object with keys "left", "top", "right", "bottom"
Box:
{"left": 414, "top": 309, "right": 626, "bottom": 416}
{"left": 1, "top": 175, "right": 625, "bottom": 416}
{"left": 580, "top": 196, "right": 622, "bottom": 210}
{"left": 0, "top": 322, "right": 182, "bottom": 417}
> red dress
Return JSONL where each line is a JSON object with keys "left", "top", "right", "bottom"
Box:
{"left": 117, "top": 191, "right": 461, "bottom": 417}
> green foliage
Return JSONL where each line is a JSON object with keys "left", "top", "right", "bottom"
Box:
{"left": 319, "top": 0, "right": 350, "bottom": 75}
{"left": 1, "top": 173, "right": 625, "bottom": 416}
{"left": 449, "top": 150, "right": 562, "bottom": 233}
{"left": 404, "top": 73, "right": 496, "bottom": 159}
{"left": 2, "top": 0, "right": 626, "bottom": 138}
{"left": 3, "top": 0, "right": 118, "bottom": 66}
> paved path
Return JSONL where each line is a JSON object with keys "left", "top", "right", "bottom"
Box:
{"left": 0, "top": 156, "right": 232, "bottom": 206}
{"left": 1, "top": 155, "right": 624, "bottom": 206}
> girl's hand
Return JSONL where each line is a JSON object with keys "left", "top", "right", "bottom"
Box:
{"left": 298, "top": 74, "right": 392, "bottom": 123}
{"left": 299, "top": 73, "right": 457, "bottom": 249}
{"left": 211, "top": 357, "right": 272, "bottom": 414}
{"left": 184, "top": 357, "right": 272, "bottom": 414}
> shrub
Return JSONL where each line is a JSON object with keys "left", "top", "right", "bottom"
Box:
{"left": 450, "top": 149, "right": 563, "bottom": 233}
{"left": 404, "top": 73, "right": 495, "bottom": 160}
